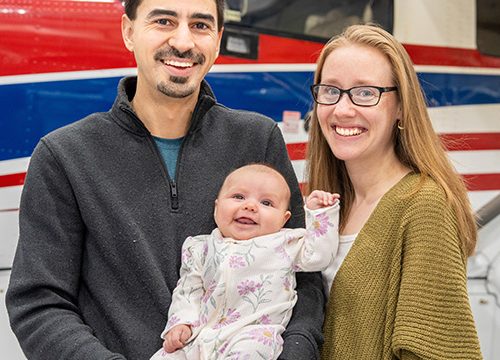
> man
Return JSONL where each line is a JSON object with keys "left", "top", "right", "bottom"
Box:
{"left": 6, "top": 0, "right": 324, "bottom": 359}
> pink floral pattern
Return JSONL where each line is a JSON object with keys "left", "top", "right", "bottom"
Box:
{"left": 229, "top": 255, "right": 246, "bottom": 269}
{"left": 309, "top": 212, "right": 335, "bottom": 237}
{"left": 218, "top": 341, "right": 230, "bottom": 355}
{"left": 249, "top": 327, "right": 277, "bottom": 346}
{"left": 213, "top": 308, "right": 241, "bottom": 329}
{"left": 258, "top": 314, "right": 272, "bottom": 324}
{"left": 282, "top": 277, "right": 291, "bottom": 291}
{"left": 274, "top": 244, "right": 289, "bottom": 260}
{"left": 201, "top": 280, "right": 216, "bottom": 303}
{"left": 181, "top": 243, "right": 192, "bottom": 263}
{"left": 237, "top": 279, "right": 260, "bottom": 296}
{"left": 203, "top": 242, "right": 209, "bottom": 257}
{"left": 292, "top": 264, "right": 301, "bottom": 272}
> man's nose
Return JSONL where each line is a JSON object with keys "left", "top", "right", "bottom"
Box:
{"left": 167, "top": 23, "right": 195, "bottom": 53}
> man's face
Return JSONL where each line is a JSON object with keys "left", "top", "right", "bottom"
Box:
{"left": 122, "top": 0, "right": 222, "bottom": 99}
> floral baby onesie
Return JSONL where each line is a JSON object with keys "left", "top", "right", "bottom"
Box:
{"left": 150, "top": 203, "right": 339, "bottom": 360}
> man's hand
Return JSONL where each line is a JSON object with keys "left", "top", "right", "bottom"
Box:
{"left": 163, "top": 324, "right": 192, "bottom": 353}
{"left": 306, "top": 190, "right": 340, "bottom": 210}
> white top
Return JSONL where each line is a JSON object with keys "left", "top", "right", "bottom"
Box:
{"left": 322, "top": 233, "right": 357, "bottom": 298}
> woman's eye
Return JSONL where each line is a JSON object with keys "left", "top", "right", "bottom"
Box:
{"left": 358, "top": 88, "right": 376, "bottom": 98}
{"left": 326, "top": 87, "right": 340, "bottom": 96}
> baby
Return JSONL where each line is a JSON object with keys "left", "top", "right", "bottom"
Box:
{"left": 150, "top": 163, "right": 339, "bottom": 360}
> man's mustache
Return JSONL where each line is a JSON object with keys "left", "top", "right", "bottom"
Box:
{"left": 154, "top": 47, "right": 205, "bottom": 65}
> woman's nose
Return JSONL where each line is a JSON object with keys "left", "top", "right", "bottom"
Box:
{"left": 333, "top": 93, "right": 356, "bottom": 117}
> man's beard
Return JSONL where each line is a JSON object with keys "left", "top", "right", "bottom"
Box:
{"left": 154, "top": 47, "right": 205, "bottom": 98}
{"left": 157, "top": 76, "right": 195, "bottom": 98}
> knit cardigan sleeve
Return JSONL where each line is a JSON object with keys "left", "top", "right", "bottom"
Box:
{"left": 392, "top": 182, "right": 482, "bottom": 359}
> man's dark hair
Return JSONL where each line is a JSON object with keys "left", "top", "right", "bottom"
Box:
{"left": 123, "top": 0, "right": 225, "bottom": 31}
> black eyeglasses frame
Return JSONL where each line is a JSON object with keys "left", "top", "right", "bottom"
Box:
{"left": 310, "top": 84, "right": 398, "bottom": 107}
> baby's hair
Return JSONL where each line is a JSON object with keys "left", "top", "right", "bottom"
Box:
{"left": 218, "top": 163, "right": 292, "bottom": 209}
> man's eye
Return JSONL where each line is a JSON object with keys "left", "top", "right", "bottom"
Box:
{"left": 193, "top": 22, "right": 209, "bottom": 30}
{"left": 261, "top": 200, "right": 273, "bottom": 207}
{"left": 156, "top": 18, "right": 170, "bottom": 26}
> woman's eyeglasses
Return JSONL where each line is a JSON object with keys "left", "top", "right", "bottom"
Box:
{"left": 310, "top": 84, "right": 398, "bottom": 107}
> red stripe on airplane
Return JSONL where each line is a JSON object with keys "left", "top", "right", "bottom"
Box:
{"left": 463, "top": 174, "right": 500, "bottom": 191}
{"left": 404, "top": 44, "right": 500, "bottom": 68}
{"left": 0, "top": 173, "right": 25, "bottom": 187}
{"left": 2, "top": 0, "right": 500, "bottom": 78}
{"left": 440, "top": 133, "right": 500, "bottom": 151}
{"left": 0, "top": 171, "right": 497, "bottom": 192}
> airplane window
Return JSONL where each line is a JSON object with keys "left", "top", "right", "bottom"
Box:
{"left": 224, "top": 0, "right": 393, "bottom": 40}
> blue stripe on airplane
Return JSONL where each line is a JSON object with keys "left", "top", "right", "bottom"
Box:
{"left": 0, "top": 72, "right": 499, "bottom": 161}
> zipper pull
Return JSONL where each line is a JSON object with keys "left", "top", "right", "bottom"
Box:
{"left": 170, "top": 181, "right": 179, "bottom": 210}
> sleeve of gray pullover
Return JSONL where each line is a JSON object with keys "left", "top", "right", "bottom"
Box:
{"left": 5, "top": 140, "right": 126, "bottom": 360}
{"left": 265, "top": 125, "right": 325, "bottom": 360}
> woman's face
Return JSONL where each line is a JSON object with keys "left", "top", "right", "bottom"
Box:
{"left": 316, "top": 44, "right": 401, "bottom": 166}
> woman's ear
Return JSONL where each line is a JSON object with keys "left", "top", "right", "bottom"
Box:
{"left": 397, "top": 105, "right": 402, "bottom": 121}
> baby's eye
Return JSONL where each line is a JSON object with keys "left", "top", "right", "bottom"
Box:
{"left": 232, "top": 194, "right": 244, "bottom": 200}
{"left": 261, "top": 200, "right": 273, "bottom": 207}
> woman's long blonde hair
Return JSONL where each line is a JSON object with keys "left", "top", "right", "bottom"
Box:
{"left": 306, "top": 24, "right": 477, "bottom": 256}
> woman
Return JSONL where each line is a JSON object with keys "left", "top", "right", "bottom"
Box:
{"left": 306, "top": 24, "right": 482, "bottom": 359}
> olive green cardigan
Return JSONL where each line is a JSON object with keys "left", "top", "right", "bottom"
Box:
{"left": 322, "top": 173, "right": 482, "bottom": 360}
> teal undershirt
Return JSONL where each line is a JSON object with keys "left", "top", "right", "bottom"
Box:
{"left": 152, "top": 136, "right": 183, "bottom": 179}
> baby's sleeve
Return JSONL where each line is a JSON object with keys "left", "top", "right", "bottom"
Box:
{"left": 288, "top": 202, "right": 340, "bottom": 272}
{"left": 160, "top": 235, "right": 207, "bottom": 339}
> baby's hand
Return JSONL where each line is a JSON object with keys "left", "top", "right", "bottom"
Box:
{"left": 163, "top": 324, "right": 192, "bottom": 353}
{"left": 306, "top": 190, "right": 340, "bottom": 210}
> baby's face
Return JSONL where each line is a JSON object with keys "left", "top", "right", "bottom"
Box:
{"left": 214, "top": 166, "right": 291, "bottom": 240}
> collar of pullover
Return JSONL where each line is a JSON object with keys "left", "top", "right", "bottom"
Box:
{"left": 110, "top": 76, "right": 217, "bottom": 136}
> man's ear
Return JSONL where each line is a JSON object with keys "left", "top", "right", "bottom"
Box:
{"left": 215, "top": 27, "right": 224, "bottom": 58}
{"left": 122, "top": 14, "right": 134, "bottom": 52}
